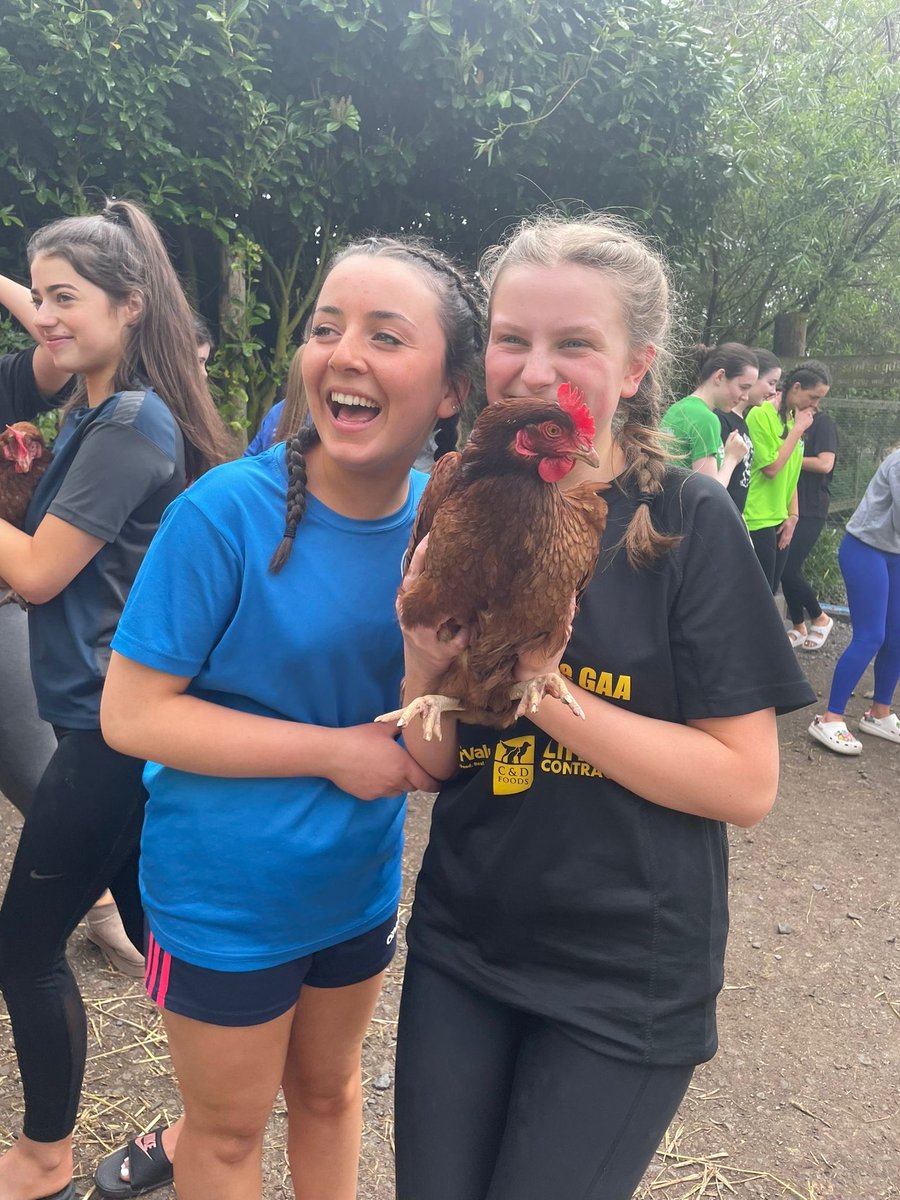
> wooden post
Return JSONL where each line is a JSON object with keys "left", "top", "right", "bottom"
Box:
{"left": 773, "top": 312, "right": 809, "bottom": 358}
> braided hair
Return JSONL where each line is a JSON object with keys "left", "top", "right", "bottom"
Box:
{"left": 269, "top": 422, "right": 319, "bottom": 572}
{"left": 777, "top": 359, "right": 831, "bottom": 438}
{"left": 480, "top": 212, "right": 679, "bottom": 569}
{"left": 269, "top": 236, "right": 484, "bottom": 573}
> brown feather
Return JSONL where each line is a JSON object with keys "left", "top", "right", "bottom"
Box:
{"left": 0, "top": 422, "right": 53, "bottom": 529}
{"left": 399, "top": 399, "right": 608, "bottom": 728}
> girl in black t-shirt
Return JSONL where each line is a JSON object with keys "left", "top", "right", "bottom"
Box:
{"left": 782, "top": 408, "right": 839, "bottom": 649}
{"left": 391, "top": 213, "right": 814, "bottom": 1200}
{"left": 0, "top": 201, "right": 230, "bottom": 1200}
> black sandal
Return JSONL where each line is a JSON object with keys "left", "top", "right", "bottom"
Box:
{"left": 94, "top": 1126, "right": 173, "bottom": 1198}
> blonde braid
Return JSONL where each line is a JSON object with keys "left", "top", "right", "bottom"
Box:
{"left": 618, "top": 377, "right": 681, "bottom": 568}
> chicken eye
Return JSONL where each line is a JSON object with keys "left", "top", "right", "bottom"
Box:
{"left": 542, "top": 422, "right": 563, "bottom": 438}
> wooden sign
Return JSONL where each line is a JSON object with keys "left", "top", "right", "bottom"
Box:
{"left": 781, "top": 355, "right": 900, "bottom": 390}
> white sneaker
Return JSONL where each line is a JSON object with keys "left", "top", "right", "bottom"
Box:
{"left": 858, "top": 711, "right": 900, "bottom": 744}
{"left": 808, "top": 716, "right": 862, "bottom": 756}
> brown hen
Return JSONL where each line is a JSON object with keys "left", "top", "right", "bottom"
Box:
{"left": 0, "top": 422, "right": 52, "bottom": 528}
{"left": 0, "top": 422, "right": 52, "bottom": 608}
{"left": 377, "top": 388, "right": 608, "bottom": 740}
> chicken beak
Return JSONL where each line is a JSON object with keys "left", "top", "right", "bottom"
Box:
{"left": 572, "top": 440, "right": 601, "bottom": 469}
{"left": 10, "top": 429, "right": 36, "bottom": 473}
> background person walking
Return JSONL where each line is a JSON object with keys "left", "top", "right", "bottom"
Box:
{"left": 809, "top": 448, "right": 900, "bottom": 755}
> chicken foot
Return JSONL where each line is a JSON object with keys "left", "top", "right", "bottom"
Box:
{"left": 0, "top": 588, "right": 26, "bottom": 611}
{"left": 511, "top": 673, "right": 585, "bottom": 720}
{"left": 375, "top": 694, "right": 465, "bottom": 742}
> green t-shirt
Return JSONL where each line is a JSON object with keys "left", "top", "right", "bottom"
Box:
{"left": 743, "top": 403, "right": 803, "bottom": 531}
{"left": 661, "top": 395, "right": 723, "bottom": 470}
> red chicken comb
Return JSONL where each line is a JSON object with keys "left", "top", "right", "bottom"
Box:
{"left": 556, "top": 382, "right": 595, "bottom": 441}
{"left": 4, "top": 425, "right": 29, "bottom": 454}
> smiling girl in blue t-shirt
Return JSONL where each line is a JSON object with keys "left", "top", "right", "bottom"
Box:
{"left": 101, "top": 237, "right": 482, "bottom": 1200}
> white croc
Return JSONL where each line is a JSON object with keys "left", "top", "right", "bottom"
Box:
{"left": 858, "top": 711, "right": 900, "bottom": 744}
{"left": 808, "top": 716, "right": 862, "bottom": 756}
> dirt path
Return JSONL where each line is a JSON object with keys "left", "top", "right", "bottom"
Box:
{"left": 1, "top": 621, "right": 896, "bottom": 1198}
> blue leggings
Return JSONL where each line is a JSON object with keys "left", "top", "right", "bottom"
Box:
{"left": 828, "top": 534, "right": 900, "bottom": 714}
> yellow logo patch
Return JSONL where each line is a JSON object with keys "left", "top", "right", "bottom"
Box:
{"left": 493, "top": 735, "right": 535, "bottom": 795}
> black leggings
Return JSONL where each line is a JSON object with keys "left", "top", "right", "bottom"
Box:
{"left": 781, "top": 516, "right": 826, "bottom": 625}
{"left": 395, "top": 957, "right": 693, "bottom": 1200}
{"left": 749, "top": 524, "right": 789, "bottom": 594}
{"left": 0, "top": 728, "right": 146, "bottom": 1142}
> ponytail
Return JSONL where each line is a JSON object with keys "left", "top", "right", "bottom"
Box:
{"left": 687, "top": 342, "right": 758, "bottom": 391}
{"left": 28, "top": 198, "right": 233, "bottom": 479}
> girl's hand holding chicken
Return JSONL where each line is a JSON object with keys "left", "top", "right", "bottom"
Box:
{"left": 397, "top": 535, "right": 471, "bottom": 684}
{"left": 330, "top": 722, "right": 440, "bottom": 800}
{"left": 388, "top": 534, "right": 471, "bottom": 770}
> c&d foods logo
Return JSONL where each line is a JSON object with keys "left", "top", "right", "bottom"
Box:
{"left": 493, "top": 735, "right": 535, "bottom": 795}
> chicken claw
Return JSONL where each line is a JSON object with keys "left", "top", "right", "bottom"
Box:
{"left": 0, "top": 588, "right": 26, "bottom": 611}
{"left": 511, "top": 674, "right": 585, "bottom": 720}
{"left": 375, "top": 694, "right": 464, "bottom": 742}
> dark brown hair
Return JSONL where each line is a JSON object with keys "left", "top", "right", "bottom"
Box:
{"left": 778, "top": 359, "right": 831, "bottom": 436}
{"left": 688, "top": 342, "right": 758, "bottom": 387}
{"left": 269, "top": 236, "right": 483, "bottom": 573}
{"left": 28, "top": 199, "right": 233, "bottom": 478}
{"left": 749, "top": 347, "right": 781, "bottom": 377}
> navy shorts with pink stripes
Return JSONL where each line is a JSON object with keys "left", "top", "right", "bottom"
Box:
{"left": 144, "top": 913, "right": 399, "bottom": 1027}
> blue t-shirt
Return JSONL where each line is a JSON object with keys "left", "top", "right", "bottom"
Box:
{"left": 244, "top": 399, "right": 285, "bottom": 457}
{"left": 26, "top": 389, "right": 184, "bottom": 728}
{"left": 112, "top": 445, "right": 428, "bottom": 970}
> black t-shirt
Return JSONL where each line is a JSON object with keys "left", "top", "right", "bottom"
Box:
{"left": 716, "top": 408, "right": 753, "bottom": 512}
{"left": 406, "top": 471, "right": 814, "bottom": 1067}
{"left": 0, "top": 347, "right": 69, "bottom": 425}
{"left": 797, "top": 411, "right": 838, "bottom": 519}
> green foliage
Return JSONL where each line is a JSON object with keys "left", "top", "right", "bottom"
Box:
{"left": 805, "top": 522, "right": 847, "bottom": 606}
{"left": 0, "top": 314, "right": 30, "bottom": 357}
{"left": 0, "top": 0, "right": 732, "bottom": 431}
{"left": 681, "top": 0, "right": 900, "bottom": 352}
